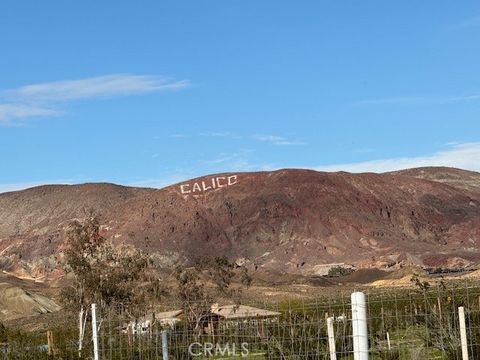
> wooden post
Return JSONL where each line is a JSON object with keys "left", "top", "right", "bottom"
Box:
{"left": 47, "top": 331, "right": 54, "bottom": 356}
{"left": 211, "top": 317, "right": 216, "bottom": 341}
{"left": 127, "top": 324, "right": 133, "bottom": 347}
{"left": 161, "top": 330, "right": 169, "bottom": 360}
{"left": 258, "top": 320, "right": 266, "bottom": 341}
{"left": 458, "top": 307, "right": 469, "bottom": 360}
{"left": 91, "top": 304, "right": 99, "bottom": 360}
{"left": 78, "top": 307, "right": 84, "bottom": 357}
{"left": 327, "top": 317, "right": 337, "bottom": 360}
{"left": 437, "top": 297, "right": 443, "bottom": 323}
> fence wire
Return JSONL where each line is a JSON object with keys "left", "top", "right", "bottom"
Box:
{"left": 4, "top": 281, "right": 480, "bottom": 359}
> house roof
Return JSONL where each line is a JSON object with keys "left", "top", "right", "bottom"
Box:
{"left": 211, "top": 304, "right": 280, "bottom": 319}
{"left": 130, "top": 309, "right": 183, "bottom": 325}
{"left": 154, "top": 309, "right": 183, "bottom": 320}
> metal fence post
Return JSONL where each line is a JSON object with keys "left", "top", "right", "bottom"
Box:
{"left": 351, "top": 292, "right": 368, "bottom": 360}
{"left": 91, "top": 304, "right": 99, "bottom": 360}
{"left": 327, "top": 317, "right": 337, "bottom": 360}
{"left": 161, "top": 330, "right": 169, "bottom": 360}
{"left": 458, "top": 306, "right": 469, "bottom": 360}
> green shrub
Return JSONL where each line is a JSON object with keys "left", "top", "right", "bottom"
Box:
{"left": 327, "top": 266, "right": 353, "bottom": 277}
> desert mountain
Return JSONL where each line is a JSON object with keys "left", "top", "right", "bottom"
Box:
{"left": 391, "top": 167, "right": 480, "bottom": 193}
{"left": 0, "top": 167, "right": 479, "bottom": 279}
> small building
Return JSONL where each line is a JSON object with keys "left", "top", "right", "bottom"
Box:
{"left": 123, "top": 304, "right": 280, "bottom": 339}
{"left": 208, "top": 304, "right": 280, "bottom": 340}
{"left": 154, "top": 309, "right": 184, "bottom": 327}
{"left": 211, "top": 304, "right": 280, "bottom": 320}
{"left": 123, "top": 309, "right": 183, "bottom": 335}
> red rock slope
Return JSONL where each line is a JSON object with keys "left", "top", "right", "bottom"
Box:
{"left": 1, "top": 167, "right": 479, "bottom": 278}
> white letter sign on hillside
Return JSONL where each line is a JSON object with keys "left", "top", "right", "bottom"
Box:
{"left": 180, "top": 175, "right": 238, "bottom": 195}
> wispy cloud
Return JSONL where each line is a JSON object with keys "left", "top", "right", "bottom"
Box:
{"left": 168, "top": 134, "right": 190, "bottom": 138}
{"left": 128, "top": 174, "right": 193, "bottom": 189}
{"left": 356, "top": 93, "right": 480, "bottom": 106}
{"left": 0, "top": 104, "right": 61, "bottom": 125}
{"left": 355, "top": 96, "right": 433, "bottom": 105}
{"left": 449, "top": 15, "right": 480, "bottom": 30}
{"left": 203, "top": 151, "right": 249, "bottom": 166}
{"left": 0, "top": 74, "right": 190, "bottom": 125}
{"left": 200, "top": 131, "right": 241, "bottom": 139}
{"left": 166, "top": 132, "right": 240, "bottom": 139}
{"left": 202, "top": 149, "right": 253, "bottom": 168}
{"left": 315, "top": 142, "right": 480, "bottom": 173}
{"left": 166, "top": 132, "right": 305, "bottom": 146}
{"left": 448, "top": 94, "right": 480, "bottom": 102}
{"left": 253, "top": 134, "right": 305, "bottom": 146}
{"left": 200, "top": 149, "right": 277, "bottom": 173}
{"left": 3, "top": 74, "right": 189, "bottom": 102}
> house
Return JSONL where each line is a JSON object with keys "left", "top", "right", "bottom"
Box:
{"left": 154, "top": 309, "right": 184, "bottom": 327}
{"left": 122, "top": 304, "right": 280, "bottom": 339}
{"left": 122, "top": 309, "right": 183, "bottom": 335}
{"left": 206, "top": 304, "right": 280, "bottom": 339}
{"left": 211, "top": 304, "right": 280, "bottom": 320}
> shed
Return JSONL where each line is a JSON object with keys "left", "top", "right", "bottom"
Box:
{"left": 211, "top": 304, "right": 280, "bottom": 320}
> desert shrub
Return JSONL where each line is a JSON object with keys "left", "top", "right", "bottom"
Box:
{"left": 375, "top": 349, "right": 401, "bottom": 360}
{"left": 327, "top": 266, "right": 353, "bottom": 277}
{"left": 0, "top": 323, "right": 7, "bottom": 344}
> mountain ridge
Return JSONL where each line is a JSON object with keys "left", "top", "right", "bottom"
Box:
{"left": 1, "top": 167, "right": 479, "bottom": 279}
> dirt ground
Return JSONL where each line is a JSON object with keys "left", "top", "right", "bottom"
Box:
{"left": 3, "top": 265, "right": 480, "bottom": 332}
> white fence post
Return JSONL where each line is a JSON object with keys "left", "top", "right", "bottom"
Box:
{"left": 78, "top": 306, "right": 84, "bottom": 357}
{"left": 91, "top": 304, "right": 99, "bottom": 360}
{"left": 161, "top": 330, "right": 169, "bottom": 360}
{"left": 458, "top": 306, "right": 469, "bottom": 360}
{"left": 327, "top": 317, "right": 337, "bottom": 360}
{"left": 351, "top": 292, "right": 369, "bottom": 360}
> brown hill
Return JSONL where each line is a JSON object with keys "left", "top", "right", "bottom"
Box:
{"left": 391, "top": 167, "right": 480, "bottom": 193}
{"left": 1, "top": 167, "right": 480, "bottom": 279}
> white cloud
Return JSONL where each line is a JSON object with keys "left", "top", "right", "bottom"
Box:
{"left": 200, "top": 131, "right": 241, "bottom": 139}
{"left": 254, "top": 135, "right": 284, "bottom": 142}
{"left": 203, "top": 151, "right": 253, "bottom": 167}
{"left": 168, "top": 133, "right": 190, "bottom": 138}
{"left": 0, "top": 74, "right": 190, "bottom": 125}
{"left": 356, "top": 94, "right": 480, "bottom": 106}
{"left": 201, "top": 149, "right": 277, "bottom": 173}
{"left": 167, "top": 132, "right": 305, "bottom": 145}
{"left": 3, "top": 74, "right": 189, "bottom": 102}
{"left": 450, "top": 15, "right": 480, "bottom": 30}
{"left": 315, "top": 142, "right": 480, "bottom": 173}
{"left": 449, "top": 95, "right": 480, "bottom": 102}
{"left": 0, "top": 104, "right": 60, "bottom": 124}
{"left": 253, "top": 134, "right": 305, "bottom": 146}
{"left": 355, "top": 96, "right": 432, "bottom": 105}
{"left": 128, "top": 175, "right": 191, "bottom": 189}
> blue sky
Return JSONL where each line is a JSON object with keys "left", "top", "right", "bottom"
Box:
{"left": 1, "top": 1, "right": 480, "bottom": 192}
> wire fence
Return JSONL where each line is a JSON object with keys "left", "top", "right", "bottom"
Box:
{"left": 5, "top": 281, "right": 480, "bottom": 359}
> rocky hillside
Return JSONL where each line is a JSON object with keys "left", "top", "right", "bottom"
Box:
{"left": 1, "top": 167, "right": 479, "bottom": 279}
{"left": 391, "top": 167, "right": 480, "bottom": 193}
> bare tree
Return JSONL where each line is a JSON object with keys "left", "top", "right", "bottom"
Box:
{"left": 174, "top": 256, "right": 253, "bottom": 337}
{"left": 61, "top": 210, "right": 149, "bottom": 356}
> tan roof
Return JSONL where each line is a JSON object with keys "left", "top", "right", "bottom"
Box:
{"left": 154, "top": 309, "right": 183, "bottom": 320}
{"left": 212, "top": 304, "right": 280, "bottom": 319}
